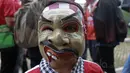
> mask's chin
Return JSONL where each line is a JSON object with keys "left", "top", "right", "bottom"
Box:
{"left": 40, "top": 40, "right": 79, "bottom": 62}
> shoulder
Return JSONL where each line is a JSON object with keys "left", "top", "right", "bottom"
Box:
{"left": 25, "top": 65, "right": 40, "bottom": 73}
{"left": 84, "top": 60, "right": 103, "bottom": 73}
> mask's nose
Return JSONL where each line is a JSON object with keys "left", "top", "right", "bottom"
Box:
{"left": 47, "top": 29, "right": 69, "bottom": 46}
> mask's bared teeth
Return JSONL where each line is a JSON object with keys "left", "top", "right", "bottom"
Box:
{"left": 52, "top": 55, "right": 58, "bottom": 60}
{"left": 47, "top": 52, "right": 51, "bottom": 56}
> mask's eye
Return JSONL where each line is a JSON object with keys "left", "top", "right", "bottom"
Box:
{"left": 62, "top": 21, "right": 79, "bottom": 33}
{"left": 40, "top": 26, "right": 53, "bottom": 31}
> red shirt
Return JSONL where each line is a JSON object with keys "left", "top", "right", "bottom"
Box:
{"left": 25, "top": 60, "right": 103, "bottom": 73}
{"left": 0, "top": 0, "right": 21, "bottom": 24}
{"left": 84, "top": 8, "right": 96, "bottom": 40}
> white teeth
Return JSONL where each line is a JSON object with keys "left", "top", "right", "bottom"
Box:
{"left": 47, "top": 52, "right": 51, "bottom": 56}
{"left": 52, "top": 55, "right": 58, "bottom": 60}
{"left": 46, "top": 52, "right": 58, "bottom": 60}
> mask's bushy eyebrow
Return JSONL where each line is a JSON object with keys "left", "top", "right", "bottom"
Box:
{"left": 40, "top": 15, "right": 52, "bottom": 23}
{"left": 61, "top": 12, "right": 78, "bottom": 21}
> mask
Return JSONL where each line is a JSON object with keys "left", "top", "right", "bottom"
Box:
{"left": 38, "top": 2, "right": 85, "bottom": 62}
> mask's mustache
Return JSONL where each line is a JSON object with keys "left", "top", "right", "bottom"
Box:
{"left": 40, "top": 40, "right": 79, "bottom": 57}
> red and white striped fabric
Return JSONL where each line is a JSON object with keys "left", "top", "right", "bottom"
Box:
{"left": 43, "top": 2, "right": 80, "bottom": 13}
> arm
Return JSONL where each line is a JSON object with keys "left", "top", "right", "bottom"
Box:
{"left": 4, "top": 0, "right": 21, "bottom": 27}
{"left": 5, "top": 17, "right": 15, "bottom": 27}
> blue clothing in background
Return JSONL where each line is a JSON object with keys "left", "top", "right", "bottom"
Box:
{"left": 122, "top": 55, "right": 130, "bottom": 73}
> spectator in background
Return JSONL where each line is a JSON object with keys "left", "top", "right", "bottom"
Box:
{"left": 0, "top": 0, "right": 21, "bottom": 73}
{"left": 15, "top": 0, "right": 42, "bottom": 71}
{"left": 93, "top": 0, "right": 127, "bottom": 73}
{"left": 82, "top": 0, "right": 98, "bottom": 61}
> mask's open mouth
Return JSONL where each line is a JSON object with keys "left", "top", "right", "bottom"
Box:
{"left": 40, "top": 41, "right": 79, "bottom": 62}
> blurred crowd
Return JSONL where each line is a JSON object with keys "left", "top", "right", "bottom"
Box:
{"left": 0, "top": 0, "right": 129, "bottom": 73}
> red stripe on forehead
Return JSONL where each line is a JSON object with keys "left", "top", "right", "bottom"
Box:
{"left": 47, "top": 2, "right": 79, "bottom": 13}
{"left": 49, "top": 3, "right": 59, "bottom": 9}
{"left": 69, "top": 4, "right": 78, "bottom": 12}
